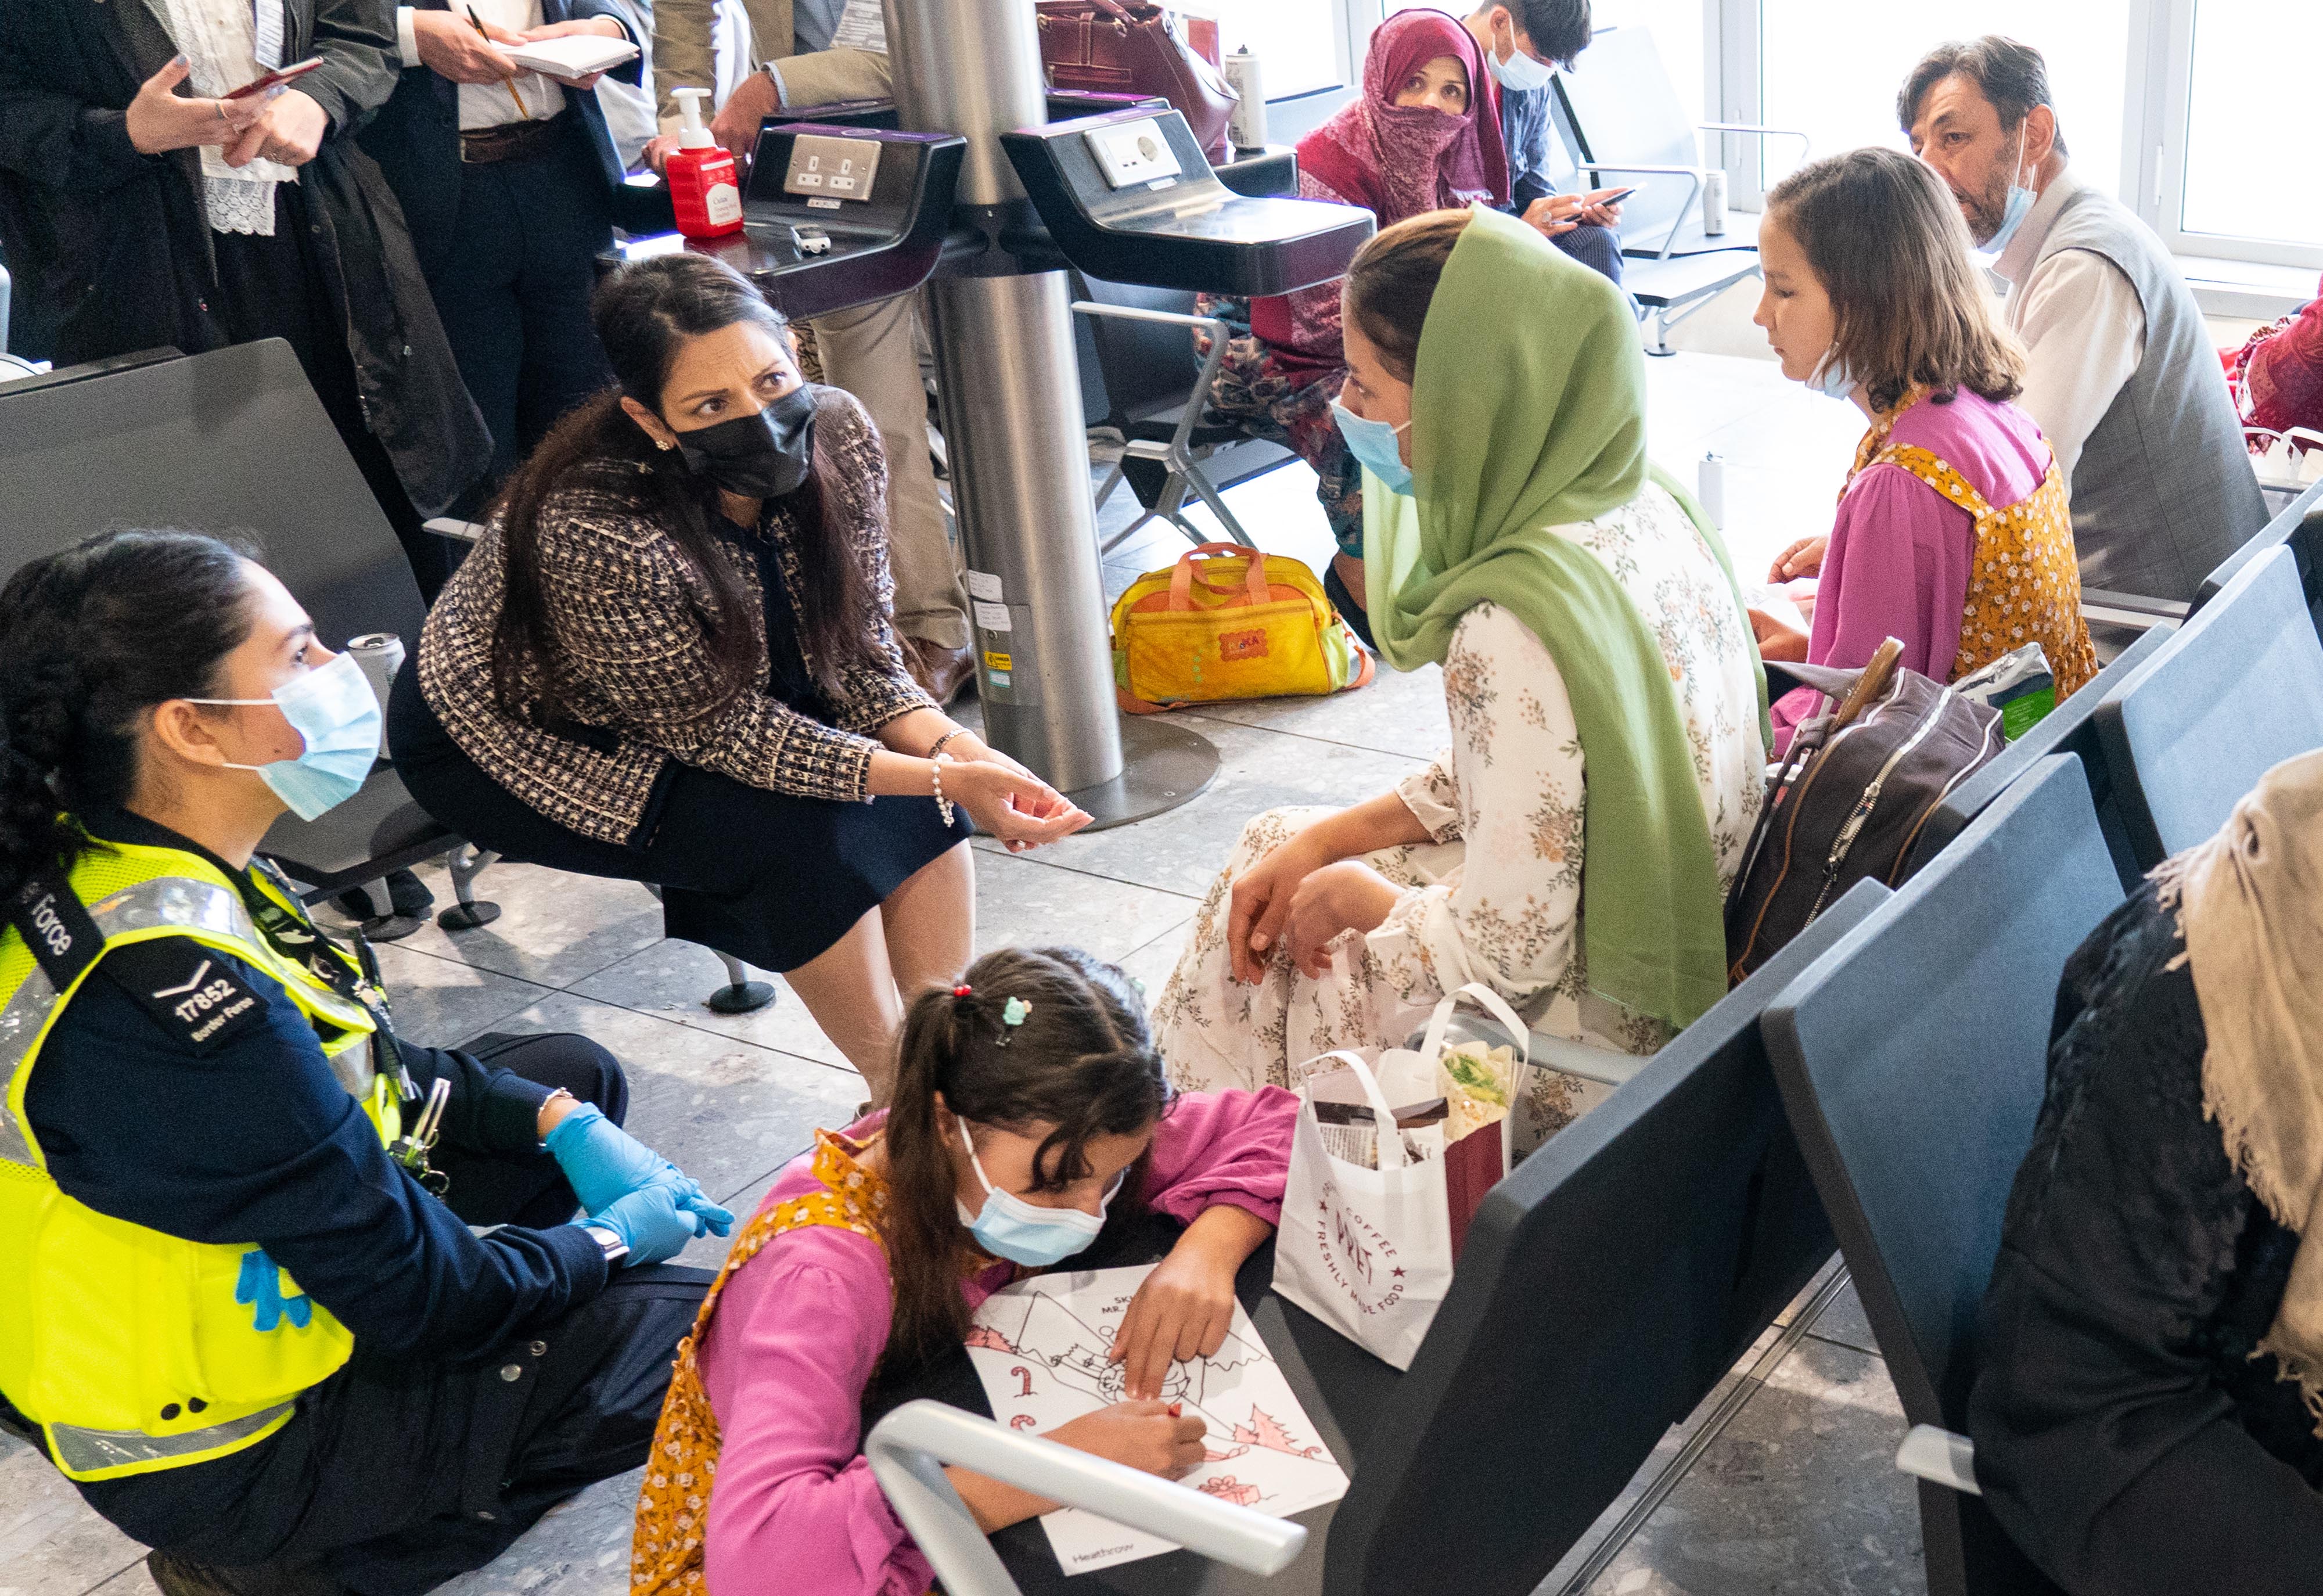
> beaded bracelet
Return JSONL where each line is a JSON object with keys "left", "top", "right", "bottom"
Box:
{"left": 931, "top": 756, "right": 955, "bottom": 827}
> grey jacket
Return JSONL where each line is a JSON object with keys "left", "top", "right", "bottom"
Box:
{"left": 2032, "top": 183, "right": 2267, "bottom": 602}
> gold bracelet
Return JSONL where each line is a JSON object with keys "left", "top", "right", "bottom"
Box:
{"left": 926, "top": 728, "right": 967, "bottom": 761}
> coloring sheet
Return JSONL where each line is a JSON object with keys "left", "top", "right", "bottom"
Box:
{"left": 965, "top": 1264, "right": 1349, "bottom": 1575}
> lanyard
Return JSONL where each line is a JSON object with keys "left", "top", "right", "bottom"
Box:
{"left": 240, "top": 861, "right": 419, "bottom": 1104}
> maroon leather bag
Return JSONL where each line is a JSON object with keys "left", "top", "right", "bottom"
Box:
{"left": 1035, "top": 0, "right": 1239, "bottom": 161}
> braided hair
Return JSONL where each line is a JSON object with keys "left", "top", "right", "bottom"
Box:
{"left": 0, "top": 531, "right": 257, "bottom": 900}
{"left": 882, "top": 947, "right": 1171, "bottom": 1364}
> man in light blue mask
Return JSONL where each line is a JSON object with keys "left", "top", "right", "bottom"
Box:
{"left": 1901, "top": 35, "right": 2264, "bottom": 603}
{"left": 1461, "top": 0, "right": 1629, "bottom": 290}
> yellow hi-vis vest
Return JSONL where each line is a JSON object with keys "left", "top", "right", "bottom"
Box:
{"left": 0, "top": 837, "right": 401, "bottom": 1482}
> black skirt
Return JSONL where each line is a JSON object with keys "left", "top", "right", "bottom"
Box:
{"left": 387, "top": 659, "right": 969, "bottom": 973}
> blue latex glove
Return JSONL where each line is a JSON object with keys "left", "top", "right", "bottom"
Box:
{"left": 545, "top": 1103, "right": 735, "bottom": 1238}
{"left": 580, "top": 1184, "right": 706, "bottom": 1267}
{"left": 235, "top": 1249, "right": 314, "bottom": 1332}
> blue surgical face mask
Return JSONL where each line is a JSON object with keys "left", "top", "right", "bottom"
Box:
{"left": 954, "top": 1114, "right": 1121, "bottom": 1268}
{"left": 1810, "top": 350, "right": 1857, "bottom": 402}
{"left": 1331, "top": 399, "right": 1414, "bottom": 497}
{"left": 190, "top": 650, "right": 381, "bottom": 821}
{"left": 1486, "top": 27, "right": 1556, "bottom": 93}
{"left": 1976, "top": 143, "right": 2037, "bottom": 257}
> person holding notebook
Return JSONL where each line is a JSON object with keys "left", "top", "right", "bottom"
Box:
{"left": 361, "top": 0, "right": 648, "bottom": 500}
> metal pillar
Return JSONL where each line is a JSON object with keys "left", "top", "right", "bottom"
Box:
{"left": 887, "top": 0, "right": 1217, "bottom": 828}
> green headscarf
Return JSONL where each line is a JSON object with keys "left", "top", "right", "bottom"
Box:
{"left": 1362, "top": 204, "right": 1767, "bottom": 1030}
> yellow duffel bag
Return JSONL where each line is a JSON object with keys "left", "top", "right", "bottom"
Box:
{"left": 1111, "top": 542, "right": 1374, "bottom": 713}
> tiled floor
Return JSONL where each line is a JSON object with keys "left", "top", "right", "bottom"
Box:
{"left": 3, "top": 347, "right": 1920, "bottom": 1596}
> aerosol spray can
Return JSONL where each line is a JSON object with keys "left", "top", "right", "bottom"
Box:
{"left": 1223, "top": 48, "right": 1267, "bottom": 152}
{"left": 1702, "top": 167, "right": 1728, "bottom": 236}
{"left": 1697, "top": 451, "right": 1727, "bottom": 528}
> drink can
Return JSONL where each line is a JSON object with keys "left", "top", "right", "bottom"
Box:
{"left": 1224, "top": 49, "right": 1267, "bottom": 152}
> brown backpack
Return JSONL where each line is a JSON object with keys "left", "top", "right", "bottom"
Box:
{"left": 1725, "top": 640, "right": 2004, "bottom": 984}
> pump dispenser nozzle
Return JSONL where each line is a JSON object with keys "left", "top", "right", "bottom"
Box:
{"left": 661, "top": 85, "right": 744, "bottom": 239}
{"left": 672, "top": 86, "right": 715, "bottom": 150}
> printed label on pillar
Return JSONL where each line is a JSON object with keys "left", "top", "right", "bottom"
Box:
{"left": 973, "top": 601, "right": 1013, "bottom": 633}
{"left": 964, "top": 570, "right": 1004, "bottom": 603}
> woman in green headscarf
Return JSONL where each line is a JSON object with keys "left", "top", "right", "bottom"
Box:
{"left": 1154, "top": 204, "right": 1766, "bottom": 1123}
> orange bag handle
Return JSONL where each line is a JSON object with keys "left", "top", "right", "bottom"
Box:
{"left": 1166, "top": 543, "right": 1271, "bottom": 611}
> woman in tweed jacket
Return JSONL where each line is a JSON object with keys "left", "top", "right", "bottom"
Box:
{"left": 391, "top": 256, "right": 1089, "bottom": 1097}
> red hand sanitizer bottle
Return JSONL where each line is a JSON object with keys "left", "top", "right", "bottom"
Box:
{"left": 666, "top": 87, "right": 743, "bottom": 240}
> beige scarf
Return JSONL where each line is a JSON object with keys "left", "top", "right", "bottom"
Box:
{"left": 2155, "top": 747, "right": 2323, "bottom": 1429}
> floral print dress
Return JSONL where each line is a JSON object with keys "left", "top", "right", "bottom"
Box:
{"left": 1154, "top": 482, "right": 1765, "bottom": 1109}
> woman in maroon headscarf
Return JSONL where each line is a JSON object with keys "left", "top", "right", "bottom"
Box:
{"left": 2228, "top": 275, "right": 2323, "bottom": 462}
{"left": 1195, "top": 9, "right": 1508, "bottom": 639}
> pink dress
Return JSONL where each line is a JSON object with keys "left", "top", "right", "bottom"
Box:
{"left": 1771, "top": 389, "right": 2055, "bottom": 757}
{"left": 696, "top": 1088, "right": 1299, "bottom": 1596}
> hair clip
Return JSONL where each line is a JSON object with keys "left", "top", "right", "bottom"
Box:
{"left": 1001, "top": 997, "right": 1031, "bottom": 1027}
{"left": 952, "top": 984, "right": 973, "bottom": 998}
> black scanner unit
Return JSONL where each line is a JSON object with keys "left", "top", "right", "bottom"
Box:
{"left": 1000, "top": 107, "right": 1373, "bottom": 296}
{"left": 602, "top": 124, "right": 966, "bottom": 321}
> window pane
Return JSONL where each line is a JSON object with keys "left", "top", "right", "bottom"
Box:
{"left": 1760, "top": 4, "right": 2124, "bottom": 199}
{"left": 1211, "top": 0, "right": 1346, "bottom": 100}
{"left": 1594, "top": 0, "right": 1705, "bottom": 131}
{"left": 1377, "top": 1, "right": 1705, "bottom": 139}
{"left": 2180, "top": 0, "right": 2323, "bottom": 248}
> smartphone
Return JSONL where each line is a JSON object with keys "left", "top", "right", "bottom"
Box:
{"left": 1584, "top": 185, "right": 1637, "bottom": 206}
{"left": 223, "top": 56, "right": 324, "bottom": 100}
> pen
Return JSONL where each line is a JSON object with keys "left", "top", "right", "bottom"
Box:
{"left": 465, "top": 3, "right": 528, "bottom": 118}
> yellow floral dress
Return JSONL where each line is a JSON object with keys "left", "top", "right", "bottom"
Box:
{"left": 631, "top": 1131, "right": 891, "bottom": 1596}
{"left": 1847, "top": 390, "right": 2098, "bottom": 698}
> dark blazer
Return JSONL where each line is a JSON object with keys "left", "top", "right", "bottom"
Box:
{"left": 359, "top": 0, "right": 642, "bottom": 269}
{"left": 0, "top": 0, "right": 491, "bottom": 516}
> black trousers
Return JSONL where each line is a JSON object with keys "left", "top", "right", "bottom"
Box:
{"left": 101, "top": 1033, "right": 710, "bottom": 1595}
{"left": 420, "top": 113, "right": 614, "bottom": 499}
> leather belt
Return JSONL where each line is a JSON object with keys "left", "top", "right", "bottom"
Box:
{"left": 459, "top": 115, "right": 565, "bottom": 166}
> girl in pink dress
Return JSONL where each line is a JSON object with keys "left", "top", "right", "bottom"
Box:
{"left": 631, "top": 946, "right": 1298, "bottom": 1596}
{"left": 1750, "top": 148, "right": 2095, "bottom": 756}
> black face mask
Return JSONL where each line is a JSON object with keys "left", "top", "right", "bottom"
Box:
{"left": 671, "top": 384, "right": 818, "bottom": 499}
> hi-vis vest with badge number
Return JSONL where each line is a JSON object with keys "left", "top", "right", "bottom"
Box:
{"left": 0, "top": 835, "right": 401, "bottom": 1482}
